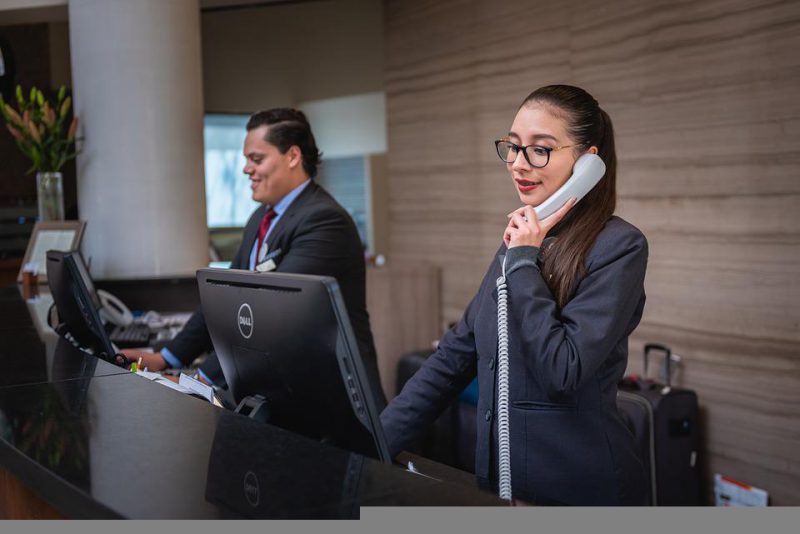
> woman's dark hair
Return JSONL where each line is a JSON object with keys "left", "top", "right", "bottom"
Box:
{"left": 520, "top": 85, "right": 617, "bottom": 308}
{"left": 246, "top": 108, "right": 322, "bottom": 177}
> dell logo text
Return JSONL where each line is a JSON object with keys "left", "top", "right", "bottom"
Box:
{"left": 237, "top": 303, "right": 254, "bottom": 339}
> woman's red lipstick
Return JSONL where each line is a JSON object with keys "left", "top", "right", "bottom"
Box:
{"left": 515, "top": 178, "right": 541, "bottom": 193}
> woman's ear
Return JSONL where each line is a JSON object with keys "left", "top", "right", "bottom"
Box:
{"left": 588, "top": 145, "right": 599, "bottom": 155}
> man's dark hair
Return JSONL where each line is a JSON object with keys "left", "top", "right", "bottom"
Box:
{"left": 246, "top": 108, "right": 322, "bottom": 177}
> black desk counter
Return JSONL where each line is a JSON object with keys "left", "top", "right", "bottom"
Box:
{"left": 0, "top": 285, "right": 503, "bottom": 518}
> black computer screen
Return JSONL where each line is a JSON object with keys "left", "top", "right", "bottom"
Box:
{"left": 197, "top": 268, "right": 391, "bottom": 463}
{"left": 46, "top": 250, "right": 122, "bottom": 366}
{"left": 70, "top": 250, "right": 102, "bottom": 310}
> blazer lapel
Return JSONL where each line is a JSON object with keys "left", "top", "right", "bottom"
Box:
{"left": 264, "top": 181, "right": 318, "bottom": 252}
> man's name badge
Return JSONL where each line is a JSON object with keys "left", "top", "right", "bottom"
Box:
{"left": 256, "top": 259, "right": 276, "bottom": 272}
{"left": 256, "top": 247, "right": 281, "bottom": 272}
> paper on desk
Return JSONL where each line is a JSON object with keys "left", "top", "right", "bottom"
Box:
{"left": 179, "top": 373, "right": 215, "bottom": 403}
{"left": 134, "top": 370, "right": 217, "bottom": 404}
{"left": 134, "top": 370, "right": 194, "bottom": 396}
{"left": 154, "top": 377, "right": 195, "bottom": 396}
{"left": 135, "top": 370, "right": 162, "bottom": 381}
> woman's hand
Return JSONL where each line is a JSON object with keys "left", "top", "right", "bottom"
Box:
{"left": 503, "top": 197, "right": 577, "bottom": 249}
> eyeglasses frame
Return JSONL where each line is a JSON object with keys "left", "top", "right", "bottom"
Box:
{"left": 494, "top": 136, "right": 586, "bottom": 168}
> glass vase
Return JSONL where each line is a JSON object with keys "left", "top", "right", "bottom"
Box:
{"left": 36, "top": 171, "right": 65, "bottom": 221}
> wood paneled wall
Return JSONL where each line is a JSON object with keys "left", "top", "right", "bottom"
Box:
{"left": 384, "top": 0, "right": 800, "bottom": 504}
{"left": 367, "top": 263, "right": 441, "bottom": 399}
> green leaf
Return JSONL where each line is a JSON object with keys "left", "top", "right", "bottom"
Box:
{"left": 15, "top": 139, "right": 33, "bottom": 159}
{"left": 50, "top": 146, "right": 59, "bottom": 171}
{"left": 30, "top": 145, "right": 42, "bottom": 171}
{"left": 57, "top": 85, "right": 66, "bottom": 102}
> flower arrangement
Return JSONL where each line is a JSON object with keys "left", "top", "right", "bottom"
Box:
{"left": 0, "top": 84, "right": 80, "bottom": 173}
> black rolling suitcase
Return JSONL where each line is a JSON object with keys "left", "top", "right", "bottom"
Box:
{"left": 617, "top": 343, "right": 702, "bottom": 505}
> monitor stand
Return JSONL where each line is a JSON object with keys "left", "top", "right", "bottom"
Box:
{"left": 234, "top": 394, "right": 271, "bottom": 423}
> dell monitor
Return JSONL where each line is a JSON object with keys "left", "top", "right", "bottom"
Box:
{"left": 197, "top": 268, "right": 391, "bottom": 463}
{"left": 46, "top": 250, "right": 126, "bottom": 368}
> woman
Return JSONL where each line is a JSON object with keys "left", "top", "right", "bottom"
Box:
{"left": 380, "top": 85, "right": 648, "bottom": 506}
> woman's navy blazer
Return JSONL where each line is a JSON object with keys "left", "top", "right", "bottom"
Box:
{"left": 381, "top": 216, "right": 649, "bottom": 505}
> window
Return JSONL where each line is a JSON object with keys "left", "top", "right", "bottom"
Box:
{"left": 203, "top": 114, "right": 257, "bottom": 228}
{"left": 316, "top": 156, "right": 369, "bottom": 249}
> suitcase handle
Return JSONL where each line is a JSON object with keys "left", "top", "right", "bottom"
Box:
{"left": 644, "top": 343, "right": 672, "bottom": 387}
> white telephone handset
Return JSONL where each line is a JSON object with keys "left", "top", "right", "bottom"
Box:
{"left": 533, "top": 153, "right": 606, "bottom": 220}
{"left": 97, "top": 289, "right": 134, "bottom": 327}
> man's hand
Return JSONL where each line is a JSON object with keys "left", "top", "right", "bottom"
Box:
{"left": 119, "top": 348, "right": 168, "bottom": 371}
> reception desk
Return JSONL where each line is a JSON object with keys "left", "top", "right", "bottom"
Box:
{"left": 0, "top": 284, "right": 503, "bottom": 518}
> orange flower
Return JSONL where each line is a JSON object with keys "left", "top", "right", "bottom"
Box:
{"left": 43, "top": 104, "right": 56, "bottom": 127}
{"left": 6, "top": 124, "right": 23, "bottom": 142}
{"left": 27, "top": 120, "right": 41, "bottom": 143}
{"left": 59, "top": 96, "right": 71, "bottom": 118}
{"left": 3, "top": 104, "right": 23, "bottom": 127}
{"left": 67, "top": 117, "right": 79, "bottom": 141}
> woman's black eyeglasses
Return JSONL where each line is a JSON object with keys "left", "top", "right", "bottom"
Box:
{"left": 494, "top": 137, "right": 585, "bottom": 168}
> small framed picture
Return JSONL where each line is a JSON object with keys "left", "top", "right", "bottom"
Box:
{"left": 18, "top": 221, "right": 87, "bottom": 284}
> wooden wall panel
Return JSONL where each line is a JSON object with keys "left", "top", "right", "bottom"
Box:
{"left": 385, "top": 0, "right": 800, "bottom": 504}
{"left": 367, "top": 263, "right": 441, "bottom": 399}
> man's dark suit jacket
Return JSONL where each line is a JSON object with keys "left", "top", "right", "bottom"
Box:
{"left": 165, "top": 181, "right": 385, "bottom": 407}
{"left": 381, "top": 216, "right": 648, "bottom": 505}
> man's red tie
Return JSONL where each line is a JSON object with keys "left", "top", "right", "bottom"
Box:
{"left": 256, "top": 208, "right": 277, "bottom": 258}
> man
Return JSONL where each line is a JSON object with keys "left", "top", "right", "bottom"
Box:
{"left": 124, "top": 108, "right": 385, "bottom": 407}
